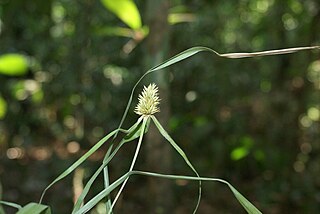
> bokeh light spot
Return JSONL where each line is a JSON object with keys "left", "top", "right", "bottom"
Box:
{"left": 6, "top": 147, "right": 24, "bottom": 159}
{"left": 185, "top": 91, "right": 197, "bottom": 102}
{"left": 67, "top": 141, "right": 80, "bottom": 154}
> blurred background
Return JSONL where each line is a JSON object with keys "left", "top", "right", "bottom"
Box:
{"left": 0, "top": 0, "right": 319, "bottom": 213}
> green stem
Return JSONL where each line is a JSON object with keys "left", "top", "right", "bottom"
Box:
{"left": 108, "top": 117, "right": 148, "bottom": 214}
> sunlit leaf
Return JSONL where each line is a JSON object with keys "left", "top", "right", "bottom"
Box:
{"left": 0, "top": 54, "right": 28, "bottom": 76}
{"left": 0, "top": 96, "right": 7, "bottom": 119}
{"left": 101, "top": 0, "right": 142, "bottom": 30}
{"left": 16, "top": 203, "right": 51, "bottom": 214}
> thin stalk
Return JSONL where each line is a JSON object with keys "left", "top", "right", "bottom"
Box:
{"left": 108, "top": 117, "right": 148, "bottom": 214}
{"left": 72, "top": 118, "right": 144, "bottom": 213}
{"left": 103, "top": 146, "right": 113, "bottom": 213}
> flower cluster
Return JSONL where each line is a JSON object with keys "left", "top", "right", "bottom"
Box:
{"left": 134, "top": 83, "right": 160, "bottom": 116}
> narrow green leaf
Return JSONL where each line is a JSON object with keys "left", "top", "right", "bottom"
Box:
{"left": 103, "top": 146, "right": 114, "bottom": 214}
{"left": 76, "top": 170, "right": 262, "bottom": 214}
{"left": 226, "top": 184, "right": 262, "bottom": 214}
{"left": 130, "top": 170, "right": 262, "bottom": 214}
{"left": 0, "top": 54, "right": 29, "bottom": 76}
{"left": 0, "top": 200, "right": 22, "bottom": 210}
{"left": 151, "top": 115, "right": 201, "bottom": 214}
{"left": 101, "top": 0, "right": 142, "bottom": 30}
{"left": 72, "top": 118, "right": 143, "bottom": 213}
{"left": 40, "top": 128, "right": 122, "bottom": 203}
{"left": 16, "top": 203, "right": 51, "bottom": 214}
{"left": 75, "top": 172, "right": 130, "bottom": 214}
{"left": 116, "top": 46, "right": 320, "bottom": 141}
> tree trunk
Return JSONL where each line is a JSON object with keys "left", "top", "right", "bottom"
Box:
{"left": 144, "top": 0, "right": 173, "bottom": 213}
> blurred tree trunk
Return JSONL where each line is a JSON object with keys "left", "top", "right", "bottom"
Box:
{"left": 144, "top": 0, "right": 173, "bottom": 213}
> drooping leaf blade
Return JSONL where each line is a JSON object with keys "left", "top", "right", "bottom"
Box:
{"left": 40, "top": 128, "right": 122, "bottom": 203}
{"left": 130, "top": 170, "right": 262, "bottom": 214}
{"left": 151, "top": 115, "right": 201, "bottom": 214}
{"left": 76, "top": 170, "right": 262, "bottom": 214}
{"left": 227, "top": 184, "right": 262, "bottom": 214}
{"left": 115, "top": 46, "right": 319, "bottom": 147}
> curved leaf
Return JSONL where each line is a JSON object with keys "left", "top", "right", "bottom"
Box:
{"left": 151, "top": 115, "right": 201, "bottom": 214}
{"left": 115, "top": 46, "right": 320, "bottom": 147}
{"left": 76, "top": 170, "right": 262, "bottom": 214}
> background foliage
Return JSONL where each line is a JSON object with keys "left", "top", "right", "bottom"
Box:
{"left": 0, "top": 0, "right": 319, "bottom": 213}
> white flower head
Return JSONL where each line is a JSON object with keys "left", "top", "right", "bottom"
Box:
{"left": 135, "top": 83, "right": 160, "bottom": 116}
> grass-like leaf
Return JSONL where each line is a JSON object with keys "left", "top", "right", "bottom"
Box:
{"left": 131, "top": 171, "right": 262, "bottom": 214}
{"left": 103, "top": 145, "right": 114, "bottom": 214}
{"left": 151, "top": 115, "right": 202, "bottom": 214}
{"left": 75, "top": 170, "right": 262, "bottom": 214}
{"left": 72, "top": 118, "right": 145, "bottom": 213}
{"left": 0, "top": 200, "right": 22, "bottom": 210}
{"left": 116, "top": 46, "right": 319, "bottom": 150}
{"left": 40, "top": 128, "right": 127, "bottom": 203}
{"left": 16, "top": 203, "right": 51, "bottom": 214}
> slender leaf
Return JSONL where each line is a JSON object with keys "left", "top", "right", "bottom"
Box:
{"left": 76, "top": 170, "right": 262, "bottom": 214}
{"left": 16, "top": 203, "right": 51, "bottom": 214}
{"left": 40, "top": 128, "right": 123, "bottom": 203}
{"left": 72, "top": 118, "right": 144, "bottom": 213}
{"left": 103, "top": 145, "right": 113, "bottom": 214}
{"left": 226, "top": 184, "right": 262, "bottom": 214}
{"left": 74, "top": 172, "right": 130, "bottom": 214}
{"left": 115, "top": 46, "right": 319, "bottom": 148}
{"left": 0, "top": 201, "right": 22, "bottom": 210}
{"left": 130, "top": 170, "right": 262, "bottom": 214}
{"left": 151, "top": 115, "right": 201, "bottom": 214}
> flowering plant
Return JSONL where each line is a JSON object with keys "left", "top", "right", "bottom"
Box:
{"left": 1, "top": 45, "right": 319, "bottom": 214}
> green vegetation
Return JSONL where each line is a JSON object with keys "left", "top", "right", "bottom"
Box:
{"left": 0, "top": 0, "right": 319, "bottom": 213}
